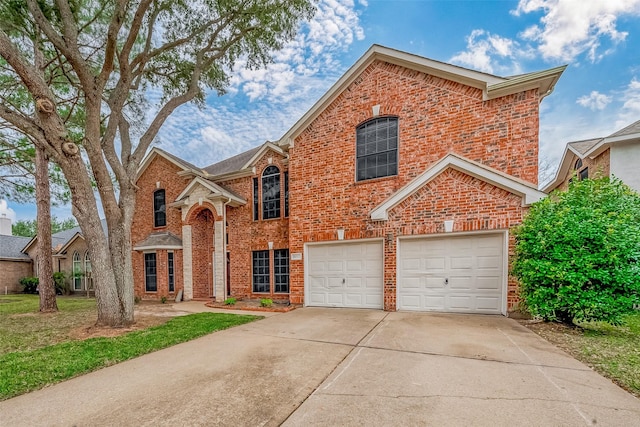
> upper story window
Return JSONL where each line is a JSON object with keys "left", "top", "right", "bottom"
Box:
{"left": 574, "top": 159, "right": 583, "bottom": 170}
{"left": 262, "top": 166, "right": 281, "bottom": 220}
{"left": 356, "top": 117, "right": 398, "bottom": 181}
{"left": 153, "top": 189, "right": 166, "bottom": 227}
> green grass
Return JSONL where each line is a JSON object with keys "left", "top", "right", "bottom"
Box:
{"left": 0, "top": 295, "right": 260, "bottom": 400}
{"left": 575, "top": 312, "right": 640, "bottom": 396}
{"left": 0, "top": 295, "right": 97, "bottom": 354}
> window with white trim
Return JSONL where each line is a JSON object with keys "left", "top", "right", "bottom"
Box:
{"left": 73, "top": 251, "right": 82, "bottom": 291}
{"left": 356, "top": 117, "right": 398, "bottom": 181}
{"left": 145, "top": 253, "right": 157, "bottom": 292}
{"left": 154, "top": 189, "right": 166, "bottom": 227}
{"left": 262, "top": 166, "right": 281, "bottom": 219}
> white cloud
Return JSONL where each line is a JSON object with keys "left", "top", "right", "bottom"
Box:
{"left": 576, "top": 90, "right": 612, "bottom": 111}
{"left": 615, "top": 78, "right": 640, "bottom": 129}
{"left": 450, "top": 30, "right": 526, "bottom": 74}
{"left": 228, "top": 0, "right": 365, "bottom": 103}
{"left": 153, "top": 0, "right": 366, "bottom": 168}
{"left": 513, "top": 0, "right": 640, "bottom": 62}
{"left": 0, "top": 199, "right": 16, "bottom": 221}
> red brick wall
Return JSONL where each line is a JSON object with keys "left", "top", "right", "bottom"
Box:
{"left": 220, "top": 151, "right": 289, "bottom": 300}
{"left": 132, "top": 155, "right": 189, "bottom": 299}
{"left": 287, "top": 60, "right": 540, "bottom": 309}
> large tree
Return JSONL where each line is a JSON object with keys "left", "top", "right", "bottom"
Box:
{"left": 0, "top": 0, "right": 314, "bottom": 326}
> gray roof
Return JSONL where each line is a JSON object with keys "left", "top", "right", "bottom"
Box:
{"left": 134, "top": 231, "right": 182, "bottom": 249}
{"left": 203, "top": 145, "right": 262, "bottom": 176}
{"left": 609, "top": 119, "right": 640, "bottom": 138}
{"left": 24, "top": 219, "right": 109, "bottom": 253}
{"left": 568, "top": 138, "right": 603, "bottom": 155}
{"left": 0, "top": 235, "right": 32, "bottom": 260}
{"left": 154, "top": 147, "right": 201, "bottom": 172}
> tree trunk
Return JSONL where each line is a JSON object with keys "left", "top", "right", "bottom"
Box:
{"left": 35, "top": 145, "right": 57, "bottom": 313}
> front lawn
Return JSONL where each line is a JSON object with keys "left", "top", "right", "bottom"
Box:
{"left": 524, "top": 312, "right": 640, "bottom": 397}
{"left": 0, "top": 295, "right": 260, "bottom": 400}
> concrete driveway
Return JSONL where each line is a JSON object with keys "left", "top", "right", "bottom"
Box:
{"left": 1, "top": 308, "right": 639, "bottom": 426}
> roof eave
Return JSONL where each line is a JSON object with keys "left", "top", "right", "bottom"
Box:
{"left": 485, "top": 65, "right": 567, "bottom": 101}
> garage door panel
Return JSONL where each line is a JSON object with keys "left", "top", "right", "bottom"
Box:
{"left": 425, "top": 276, "right": 446, "bottom": 288}
{"left": 398, "top": 233, "right": 504, "bottom": 314}
{"left": 424, "top": 295, "right": 446, "bottom": 309}
{"left": 450, "top": 276, "right": 472, "bottom": 290}
{"left": 307, "top": 241, "right": 383, "bottom": 309}
{"left": 476, "top": 296, "right": 501, "bottom": 310}
{"left": 476, "top": 276, "right": 501, "bottom": 290}
{"left": 450, "top": 256, "right": 472, "bottom": 270}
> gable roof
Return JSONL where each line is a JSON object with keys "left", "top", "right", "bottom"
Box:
{"left": 277, "top": 44, "right": 566, "bottom": 146}
{"left": 22, "top": 219, "right": 108, "bottom": 254}
{"left": 203, "top": 145, "right": 262, "bottom": 176}
{"left": 0, "top": 235, "right": 32, "bottom": 261}
{"left": 542, "top": 119, "right": 640, "bottom": 193}
{"left": 173, "top": 176, "right": 246, "bottom": 207}
{"left": 136, "top": 147, "right": 203, "bottom": 181}
{"left": 370, "top": 153, "right": 546, "bottom": 221}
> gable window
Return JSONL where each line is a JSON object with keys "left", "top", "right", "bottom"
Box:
{"left": 579, "top": 167, "right": 589, "bottom": 180}
{"left": 145, "top": 253, "right": 157, "bottom": 292}
{"left": 252, "top": 250, "right": 270, "bottom": 293}
{"left": 168, "top": 252, "right": 175, "bottom": 292}
{"left": 356, "top": 117, "right": 398, "bottom": 181}
{"left": 262, "top": 166, "right": 281, "bottom": 219}
{"left": 274, "top": 249, "right": 290, "bottom": 293}
{"left": 153, "top": 189, "right": 166, "bottom": 227}
{"left": 574, "top": 159, "right": 583, "bottom": 170}
{"left": 73, "top": 251, "right": 83, "bottom": 291}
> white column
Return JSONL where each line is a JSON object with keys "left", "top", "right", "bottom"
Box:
{"left": 213, "top": 200, "right": 225, "bottom": 301}
{"left": 182, "top": 224, "right": 193, "bottom": 300}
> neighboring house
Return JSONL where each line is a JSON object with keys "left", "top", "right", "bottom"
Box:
{"left": 0, "top": 226, "right": 32, "bottom": 293}
{"left": 132, "top": 45, "right": 565, "bottom": 315}
{"left": 542, "top": 119, "right": 640, "bottom": 193}
{"left": 21, "top": 220, "right": 107, "bottom": 293}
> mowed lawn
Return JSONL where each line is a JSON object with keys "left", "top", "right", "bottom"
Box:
{"left": 525, "top": 312, "right": 640, "bottom": 398}
{"left": 0, "top": 295, "right": 260, "bottom": 400}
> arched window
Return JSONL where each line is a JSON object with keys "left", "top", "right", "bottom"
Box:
{"left": 153, "top": 189, "right": 166, "bottom": 227}
{"left": 73, "top": 251, "right": 83, "bottom": 291}
{"left": 574, "top": 159, "right": 583, "bottom": 170}
{"left": 356, "top": 116, "right": 398, "bottom": 181}
{"left": 84, "top": 251, "right": 92, "bottom": 291}
{"left": 262, "top": 166, "right": 281, "bottom": 219}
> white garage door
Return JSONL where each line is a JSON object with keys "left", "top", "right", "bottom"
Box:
{"left": 306, "top": 241, "right": 383, "bottom": 309}
{"left": 398, "top": 233, "right": 504, "bottom": 314}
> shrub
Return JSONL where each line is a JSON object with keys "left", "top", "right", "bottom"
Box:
{"left": 224, "top": 297, "right": 237, "bottom": 305}
{"left": 19, "top": 277, "right": 39, "bottom": 294}
{"left": 260, "top": 298, "right": 273, "bottom": 307}
{"left": 52, "top": 272, "right": 68, "bottom": 295}
{"left": 512, "top": 177, "right": 640, "bottom": 325}
{"left": 160, "top": 296, "right": 167, "bottom": 304}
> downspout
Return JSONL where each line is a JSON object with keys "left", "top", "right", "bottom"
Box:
{"left": 223, "top": 197, "right": 232, "bottom": 300}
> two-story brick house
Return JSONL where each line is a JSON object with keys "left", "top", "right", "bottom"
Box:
{"left": 132, "top": 45, "right": 565, "bottom": 314}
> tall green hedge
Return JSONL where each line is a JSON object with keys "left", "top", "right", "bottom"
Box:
{"left": 512, "top": 177, "right": 640, "bottom": 324}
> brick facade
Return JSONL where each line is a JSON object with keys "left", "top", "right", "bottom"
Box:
{"left": 131, "top": 47, "right": 560, "bottom": 313}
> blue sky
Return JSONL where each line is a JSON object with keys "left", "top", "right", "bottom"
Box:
{"left": 3, "top": 0, "right": 640, "bottom": 222}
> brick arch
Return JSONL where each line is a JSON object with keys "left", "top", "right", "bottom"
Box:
{"left": 185, "top": 201, "right": 222, "bottom": 224}
{"left": 186, "top": 205, "right": 217, "bottom": 299}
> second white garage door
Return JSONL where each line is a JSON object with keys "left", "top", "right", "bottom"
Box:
{"left": 306, "top": 240, "right": 383, "bottom": 309}
{"left": 398, "top": 233, "right": 505, "bottom": 314}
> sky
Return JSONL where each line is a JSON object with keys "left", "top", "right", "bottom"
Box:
{"left": 3, "top": 0, "right": 640, "bottom": 222}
